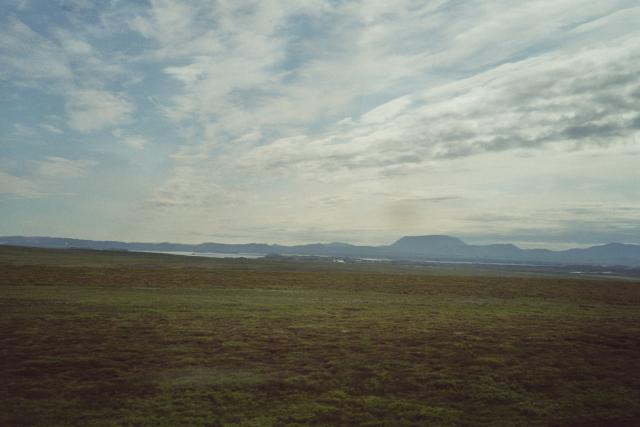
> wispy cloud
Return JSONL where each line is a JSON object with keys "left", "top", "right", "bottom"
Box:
{"left": 1, "top": 12, "right": 133, "bottom": 134}
{"left": 122, "top": 135, "right": 148, "bottom": 150}
{"left": 1, "top": 1, "right": 639, "bottom": 245}
{"left": 66, "top": 90, "right": 134, "bottom": 132}
{"left": 0, "top": 170, "right": 42, "bottom": 197}
{"left": 35, "top": 156, "right": 96, "bottom": 178}
{"left": 234, "top": 35, "right": 640, "bottom": 176}
{"left": 0, "top": 17, "right": 74, "bottom": 84}
{"left": 39, "top": 124, "right": 64, "bottom": 134}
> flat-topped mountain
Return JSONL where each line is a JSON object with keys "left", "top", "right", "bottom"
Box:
{"left": 389, "top": 235, "right": 467, "bottom": 254}
{"left": 1, "top": 235, "right": 640, "bottom": 267}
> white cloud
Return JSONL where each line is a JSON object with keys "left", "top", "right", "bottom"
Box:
{"left": 66, "top": 90, "right": 134, "bottom": 132}
{"left": 122, "top": 135, "right": 149, "bottom": 150}
{"left": 13, "top": 123, "right": 36, "bottom": 137}
{"left": 137, "top": 0, "right": 640, "bottom": 245}
{"left": 1, "top": 14, "right": 132, "bottom": 137}
{"left": 40, "top": 124, "right": 64, "bottom": 134}
{"left": 3, "top": 1, "right": 640, "bottom": 245}
{"left": 0, "top": 170, "right": 41, "bottom": 197}
{"left": 35, "top": 156, "right": 96, "bottom": 178}
{"left": 232, "top": 35, "right": 640, "bottom": 177}
{"left": 0, "top": 17, "right": 73, "bottom": 83}
{"left": 147, "top": 164, "right": 243, "bottom": 210}
{"left": 53, "top": 28, "right": 93, "bottom": 56}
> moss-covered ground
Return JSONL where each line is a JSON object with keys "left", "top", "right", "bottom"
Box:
{"left": 1, "top": 246, "right": 639, "bottom": 426}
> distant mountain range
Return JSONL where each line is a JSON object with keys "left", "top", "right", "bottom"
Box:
{"left": 1, "top": 235, "right": 640, "bottom": 267}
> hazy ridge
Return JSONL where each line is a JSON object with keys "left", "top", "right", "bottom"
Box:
{"left": 2, "top": 235, "right": 640, "bottom": 267}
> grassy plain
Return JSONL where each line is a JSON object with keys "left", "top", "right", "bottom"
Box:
{"left": 1, "top": 246, "right": 640, "bottom": 426}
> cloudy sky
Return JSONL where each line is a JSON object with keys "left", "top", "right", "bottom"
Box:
{"left": 1, "top": 0, "right": 639, "bottom": 248}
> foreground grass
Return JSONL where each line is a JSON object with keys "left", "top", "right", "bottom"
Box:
{"left": 1, "top": 247, "right": 640, "bottom": 426}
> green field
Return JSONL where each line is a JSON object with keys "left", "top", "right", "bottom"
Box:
{"left": 1, "top": 246, "right": 640, "bottom": 426}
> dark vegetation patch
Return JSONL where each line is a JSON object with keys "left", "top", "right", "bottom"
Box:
{"left": 1, "top": 247, "right": 640, "bottom": 426}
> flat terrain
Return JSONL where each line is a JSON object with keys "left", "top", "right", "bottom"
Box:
{"left": 1, "top": 246, "right": 640, "bottom": 426}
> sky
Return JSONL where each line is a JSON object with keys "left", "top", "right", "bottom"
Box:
{"left": 1, "top": 0, "right": 639, "bottom": 249}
